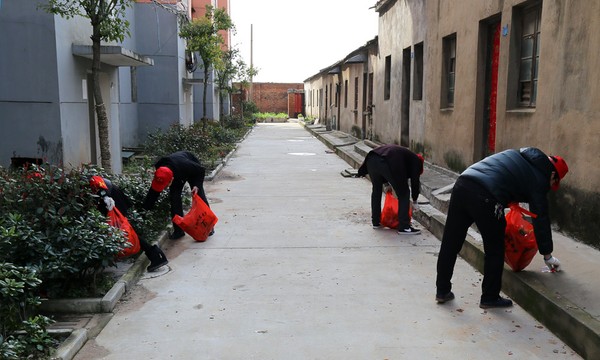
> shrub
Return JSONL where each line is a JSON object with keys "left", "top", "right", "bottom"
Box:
{"left": 142, "top": 122, "right": 248, "bottom": 171}
{"left": 0, "top": 165, "right": 127, "bottom": 298}
{"left": 0, "top": 262, "right": 57, "bottom": 360}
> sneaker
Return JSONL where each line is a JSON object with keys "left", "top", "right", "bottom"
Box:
{"left": 398, "top": 227, "right": 421, "bottom": 235}
{"left": 169, "top": 231, "right": 185, "bottom": 240}
{"left": 146, "top": 245, "right": 169, "bottom": 272}
{"left": 436, "top": 291, "right": 455, "bottom": 304}
{"left": 372, "top": 224, "right": 382, "bottom": 229}
{"left": 209, "top": 228, "right": 215, "bottom": 236}
{"left": 479, "top": 297, "right": 513, "bottom": 309}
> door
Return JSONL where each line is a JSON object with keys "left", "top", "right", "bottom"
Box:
{"left": 401, "top": 47, "right": 411, "bottom": 147}
{"left": 484, "top": 22, "right": 500, "bottom": 155}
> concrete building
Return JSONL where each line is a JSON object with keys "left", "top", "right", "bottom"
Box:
{"left": 0, "top": 0, "right": 230, "bottom": 172}
{"left": 304, "top": 0, "right": 600, "bottom": 248}
{"left": 304, "top": 38, "right": 378, "bottom": 136}
{"left": 190, "top": 0, "right": 231, "bottom": 121}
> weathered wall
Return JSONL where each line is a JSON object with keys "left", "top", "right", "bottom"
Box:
{"left": 374, "top": 0, "right": 427, "bottom": 149}
{"left": 423, "top": 0, "right": 600, "bottom": 247}
{"left": 250, "top": 83, "right": 304, "bottom": 115}
{"left": 304, "top": 0, "right": 600, "bottom": 248}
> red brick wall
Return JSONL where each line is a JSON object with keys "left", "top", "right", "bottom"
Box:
{"left": 231, "top": 82, "right": 304, "bottom": 117}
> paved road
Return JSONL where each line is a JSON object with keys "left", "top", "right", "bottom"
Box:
{"left": 75, "top": 123, "right": 580, "bottom": 359}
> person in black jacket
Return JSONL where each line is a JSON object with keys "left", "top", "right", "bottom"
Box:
{"left": 143, "top": 151, "right": 212, "bottom": 239}
{"left": 90, "top": 176, "right": 168, "bottom": 272}
{"left": 435, "top": 147, "right": 568, "bottom": 309}
{"left": 357, "top": 144, "right": 424, "bottom": 234}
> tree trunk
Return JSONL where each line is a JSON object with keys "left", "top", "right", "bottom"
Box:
{"left": 202, "top": 65, "right": 209, "bottom": 130}
{"left": 92, "top": 34, "right": 112, "bottom": 172}
{"left": 219, "top": 91, "right": 224, "bottom": 125}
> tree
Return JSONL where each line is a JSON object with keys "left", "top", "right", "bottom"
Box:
{"left": 42, "top": 0, "right": 133, "bottom": 172}
{"left": 179, "top": 5, "right": 233, "bottom": 127}
{"left": 214, "top": 48, "right": 258, "bottom": 122}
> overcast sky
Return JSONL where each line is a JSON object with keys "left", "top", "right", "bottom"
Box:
{"left": 229, "top": 0, "right": 379, "bottom": 83}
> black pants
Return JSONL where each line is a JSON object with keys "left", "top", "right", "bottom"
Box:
{"left": 170, "top": 177, "right": 210, "bottom": 235}
{"left": 366, "top": 154, "right": 411, "bottom": 229}
{"left": 435, "top": 177, "right": 506, "bottom": 302}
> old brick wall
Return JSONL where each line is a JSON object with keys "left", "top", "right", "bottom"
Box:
{"left": 231, "top": 82, "right": 304, "bottom": 117}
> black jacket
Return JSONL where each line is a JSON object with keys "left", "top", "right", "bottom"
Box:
{"left": 358, "top": 145, "right": 422, "bottom": 201}
{"left": 461, "top": 147, "right": 555, "bottom": 254}
{"left": 143, "top": 151, "right": 206, "bottom": 210}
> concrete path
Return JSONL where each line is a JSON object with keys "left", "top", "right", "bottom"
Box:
{"left": 74, "top": 123, "right": 580, "bottom": 359}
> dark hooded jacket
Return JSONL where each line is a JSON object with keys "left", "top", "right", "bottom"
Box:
{"left": 143, "top": 151, "right": 206, "bottom": 210}
{"left": 460, "top": 147, "right": 555, "bottom": 254}
{"left": 357, "top": 144, "right": 422, "bottom": 202}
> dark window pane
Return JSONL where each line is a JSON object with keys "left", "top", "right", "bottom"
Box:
{"left": 520, "top": 59, "right": 532, "bottom": 79}
{"left": 448, "top": 89, "right": 454, "bottom": 105}
{"left": 523, "top": 11, "right": 536, "bottom": 34}
{"left": 521, "top": 37, "right": 534, "bottom": 58}
{"left": 531, "top": 80, "right": 537, "bottom": 105}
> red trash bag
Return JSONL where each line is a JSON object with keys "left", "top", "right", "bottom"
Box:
{"left": 504, "top": 203, "right": 538, "bottom": 272}
{"left": 380, "top": 190, "right": 412, "bottom": 229}
{"left": 107, "top": 207, "right": 141, "bottom": 258}
{"left": 173, "top": 193, "right": 218, "bottom": 242}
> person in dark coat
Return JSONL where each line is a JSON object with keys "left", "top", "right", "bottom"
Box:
{"left": 90, "top": 176, "right": 168, "bottom": 272}
{"left": 435, "top": 147, "right": 568, "bottom": 309}
{"left": 357, "top": 144, "right": 424, "bottom": 234}
{"left": 143, "top": 151, "right": 212, "bottom": 239}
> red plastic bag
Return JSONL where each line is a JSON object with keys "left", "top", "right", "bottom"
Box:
{"left": 107, "top": 207, "right": 141, "bottom": 258}
{"left": 504, "top": 204, "right": 538, "bottom": 272}
{"left": 173, "top": 193, "right": 218, "bottom": 242}
{"left": 380, "top": 190, "right": 412, "bottom": 229}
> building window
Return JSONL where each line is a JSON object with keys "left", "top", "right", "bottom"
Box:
{"left": 517, "top": 3, "right": 541, "bottom": 107}
{"left": 441, "top": 34, "right": 456, "bottom": 108}
{"left": 130, "top": 67, "right": 137, "bottom": 103}
{"left": 354, "top": 77, "right": 359, "bottom": 111}
{"left": 413, "top": 42, "right": 423, "bottom": 100}
{"left": 319, "top": 88, "right": 323, "bottom": 107}
{"left": 384, "top": 55, "right": 391, "bottom": 100}
{"left": 368, "top": 72, "right": 374, "bottom": 108}
{"left": 344, "top": 79, "right": 348, "bottom": 108}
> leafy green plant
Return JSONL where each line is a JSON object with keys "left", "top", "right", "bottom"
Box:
{"left": 0, "top": 165, "right": 127, "bottom": 298}
{"left": 143, "top": 122, "right": 248, "bottom": 171}
{"left": 253, "top": 112, "right": 288, "bottom": 119}
{"left": 0, "top": 262, "right": 57, "bottom": 360}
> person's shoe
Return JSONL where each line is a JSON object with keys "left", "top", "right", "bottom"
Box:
{"left": 436, "top": 291, "right": 455, "bottom": 304}
{"left": 372, "top": 224, "right": 382, "bottom": 229}
{"left": 209, "top": 228, "right": 215, "bottom": 236}
{"left": 479, "top": 297, "right": 513, "bottom": 309}
{"left": 169, "top": 231, "right": 185, "bottom": 240}
{"left": 146, "top": 245, "right": 169, "bottom": 272}
{"left": 398, "top": 226, "right": 421, "bottom": 235}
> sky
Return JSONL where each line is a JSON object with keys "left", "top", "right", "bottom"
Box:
{"left": 229, "top": 0, "right": 379, "bottom": 83}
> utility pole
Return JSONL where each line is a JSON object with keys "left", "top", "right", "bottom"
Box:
{"left": 250, "top": 24, "right": 253, "bottom": 102}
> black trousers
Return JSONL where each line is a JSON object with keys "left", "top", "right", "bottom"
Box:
{"left": 170, "top": 177, "right": 210, "bottom": 235}
{"left": 435, "top": 177, "right": 506, "bottom": 302}
{"left": 366, "top": 154, "right": 411, "bottom": 229}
